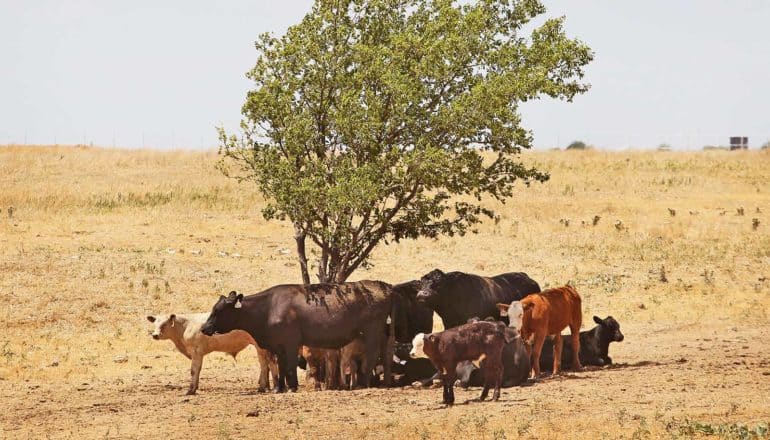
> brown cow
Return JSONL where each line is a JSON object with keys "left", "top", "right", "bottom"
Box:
{"left": 497, "top": 285, "right": 582, "bottom": 377}
{"left": 409, "top": 320, "right": 515, "bottom": 405}
{"left": 340, "top": 337, "right": 366, "bottom": 390}
{"left": 301, "top": 346, "right": 341, "bottom": 391}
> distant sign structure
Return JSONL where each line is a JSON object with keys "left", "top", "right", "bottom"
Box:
{"left": 730, "top": 136, "right": 748, "bottom": 150}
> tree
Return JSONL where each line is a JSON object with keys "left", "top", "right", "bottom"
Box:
{"left": 218, "top": 0, "right": 592, "bottom": 284}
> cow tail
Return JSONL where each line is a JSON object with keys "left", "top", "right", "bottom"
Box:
{"left": 385, "top": 298, "right": 396, "bottom": 387}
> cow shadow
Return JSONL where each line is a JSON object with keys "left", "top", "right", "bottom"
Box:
{"left": 603, "top": 360, "right": 664, "bottom": 370}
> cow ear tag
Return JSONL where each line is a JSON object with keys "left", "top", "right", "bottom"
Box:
{"left": 234, "top": 300, "right": 242, "bottom": 309}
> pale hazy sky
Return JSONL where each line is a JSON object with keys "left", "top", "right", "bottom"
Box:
{"left": 1, "top": 1, "right": 768, "bottom": 150}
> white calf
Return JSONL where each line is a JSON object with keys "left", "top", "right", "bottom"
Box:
{"left": 147, "top": 312, "right": 278, "bottom": 395}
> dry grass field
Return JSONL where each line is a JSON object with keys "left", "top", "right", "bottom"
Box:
{"left": 1, "top": 145, "right": 769, "bottom": 439}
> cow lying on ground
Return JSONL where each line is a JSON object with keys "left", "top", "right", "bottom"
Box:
{"left": 394, "top": 341, "right": 436, "bottom": 386}
{"left": 416, "top": 269, "right": 541, "bottom": 329}
{"left": 456, "top": 317, "right": 531, "bottom": 388}
{"left": 147, "top": 313, "right": 278, "bottom": 395}
{"left": 201, "top": 282, "right": 396, "bottom": 392}
{"left": 538, "top": 315, "right": 624, "bottom": 372}
{"left": 410, "top": 320, "right": 515, "bottom": 405}
{"left": 497, "top": 285, "right": 583, "bottom": 377}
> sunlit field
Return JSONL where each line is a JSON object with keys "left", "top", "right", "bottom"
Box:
{"left": 1, "top": 145, "right": 768, "bottom": 439}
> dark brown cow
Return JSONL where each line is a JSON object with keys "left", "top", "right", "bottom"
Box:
{"left": 409, "top": 320, "right": 515, "bottom": 405}
{"left": 201, "top": 281, "right": 395, "bottom": 392}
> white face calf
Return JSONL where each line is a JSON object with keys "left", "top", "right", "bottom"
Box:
{"left": 497, "top": 301, "right": 525, "bottom": 333}
{"left": 147, "top": 314, "right": 176, "bottom": 340}
{"left": 409, "top": 333, "right": 427, "bottom": 359}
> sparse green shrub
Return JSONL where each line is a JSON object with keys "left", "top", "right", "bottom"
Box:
{"left": 567, "top": 140, "right": 587, "bottom": 150}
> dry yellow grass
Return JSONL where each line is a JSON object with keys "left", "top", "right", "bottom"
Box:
{"left": 1, "top": 145, "right": 769, "bottom": 439}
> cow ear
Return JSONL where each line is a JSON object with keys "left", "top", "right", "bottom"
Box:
{"left": 522, "top": 302, "right": 534, "bottom": 311}
{"left": 496, "top": 303, "right": 510, "bottom": 316}
{"left": 234, "top": 294, "right": 244, "bottom": 309}
{"left": 427, "top": 334, "right": 436, "bottom": 343}
{"left": 169, "top": 314, "right": 176, "bottom": 327}
{"left": 146, "top": 315, "right": 156, "bottom": 323}
{"left": 593, "top": 316, "right": 602, "bottom": 324}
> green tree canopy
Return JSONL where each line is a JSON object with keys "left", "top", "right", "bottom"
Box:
{"left": 219, "top": 0, "right": 592, "bottom": 283}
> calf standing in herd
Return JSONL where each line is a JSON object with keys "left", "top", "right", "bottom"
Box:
{"left": 410, "top": 320, "right": 516, "bottom": 405}
{"left": 456, "top": 318, "right": 531, "bottom": 388}
{"left": 147, "top": 313, "right": 278, "bottom": 395}
{"left": 498, "top": 285, "right": 583, "bottom": 377}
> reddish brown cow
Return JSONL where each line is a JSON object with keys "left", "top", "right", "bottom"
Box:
{"left": 497, "top": 285, "right": 582, "bottom": 377}
{"left": 409, "top": 320, "right": 515, "bottom": 405}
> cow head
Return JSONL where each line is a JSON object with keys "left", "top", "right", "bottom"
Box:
{"left": 409, "top": 333, "right": 429, "bottom": 359}
{"left": 394, "top": 341, "right": 414, "bottom": 361}
{"left": 146, "top": 314, "right": 177, "bottom": 340}
{"left": 594, "top": 315, "right": 624, "bottom": 342}
{"left": 415, "top": 269, "right": 446, "bottom": 304}
{"left": 496, "top": 301, "right": 528, "bottom": 333}
{"left": 201, "top": 291, "right": 243, "bottom": 336}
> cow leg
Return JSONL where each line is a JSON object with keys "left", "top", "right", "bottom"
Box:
{"left": 531, "top": 334, "right": 546, "bottom": 378}
{"left": 492, "top": 366, "right": 503, "bottom": 401}
{"left": 188, "top": 353, "right": 203, "bottom": 395}
{"left": 275, "top": 349, "right": 289, "bottom": 393}
{"left": 419, "top": 370, "right": 440, "bottom": 387}
{"left": 442, "top": 369, "right": 457, "bottom": 405}
{"left": 285, "top": 346, "right": 300, "bottom": 392}
{"left": 479, "top": 382, "right": 490, "bottom": 401}
{"left": 269, "top": 356, "right": 280, "bottom": 393}
{"left": 553, "top": 333, "right": 563, "bottom": 376}
{"left": 325, "top": 352, "right": 340, "bottom": 391}
{"left": 361, "top": 327, "right": 382, "bottom": 388}
{"left": 256, "top": 348, "right": 269, "bottom": 393}
{"left": 570, "top": 323, "right": 582, "bottom": 371}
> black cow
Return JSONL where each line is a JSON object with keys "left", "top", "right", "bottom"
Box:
{"left": 389, "top": 280, "right": 437, "bottom": 386}
{"left": 539, "top": 315, "right": 624, "bottom": 372}
{"left": 201, "top": 281, "right": 396, "bottom": 392}
{"left": 392, "top": 280, "right": 434, "bottom": 342}
{"left": 456, "top": 318, "right": 531, "bottom": 388}
{"left": 416, "top": 269, "right": 541, "bottom": 329}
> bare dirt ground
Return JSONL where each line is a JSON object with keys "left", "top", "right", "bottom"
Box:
{"left": 3, "top": 322, "right": 769, "bottom": 439}
{"left": 1, "top": 147, "right": 769, "bottom": 439}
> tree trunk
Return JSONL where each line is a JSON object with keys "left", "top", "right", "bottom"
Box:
{"left": 294, "top": 223, "right": 311, "bottom": 285}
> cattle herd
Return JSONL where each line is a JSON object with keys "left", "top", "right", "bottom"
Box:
{"left": 146, "top": 269, "right": 624, "bottom": 405}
